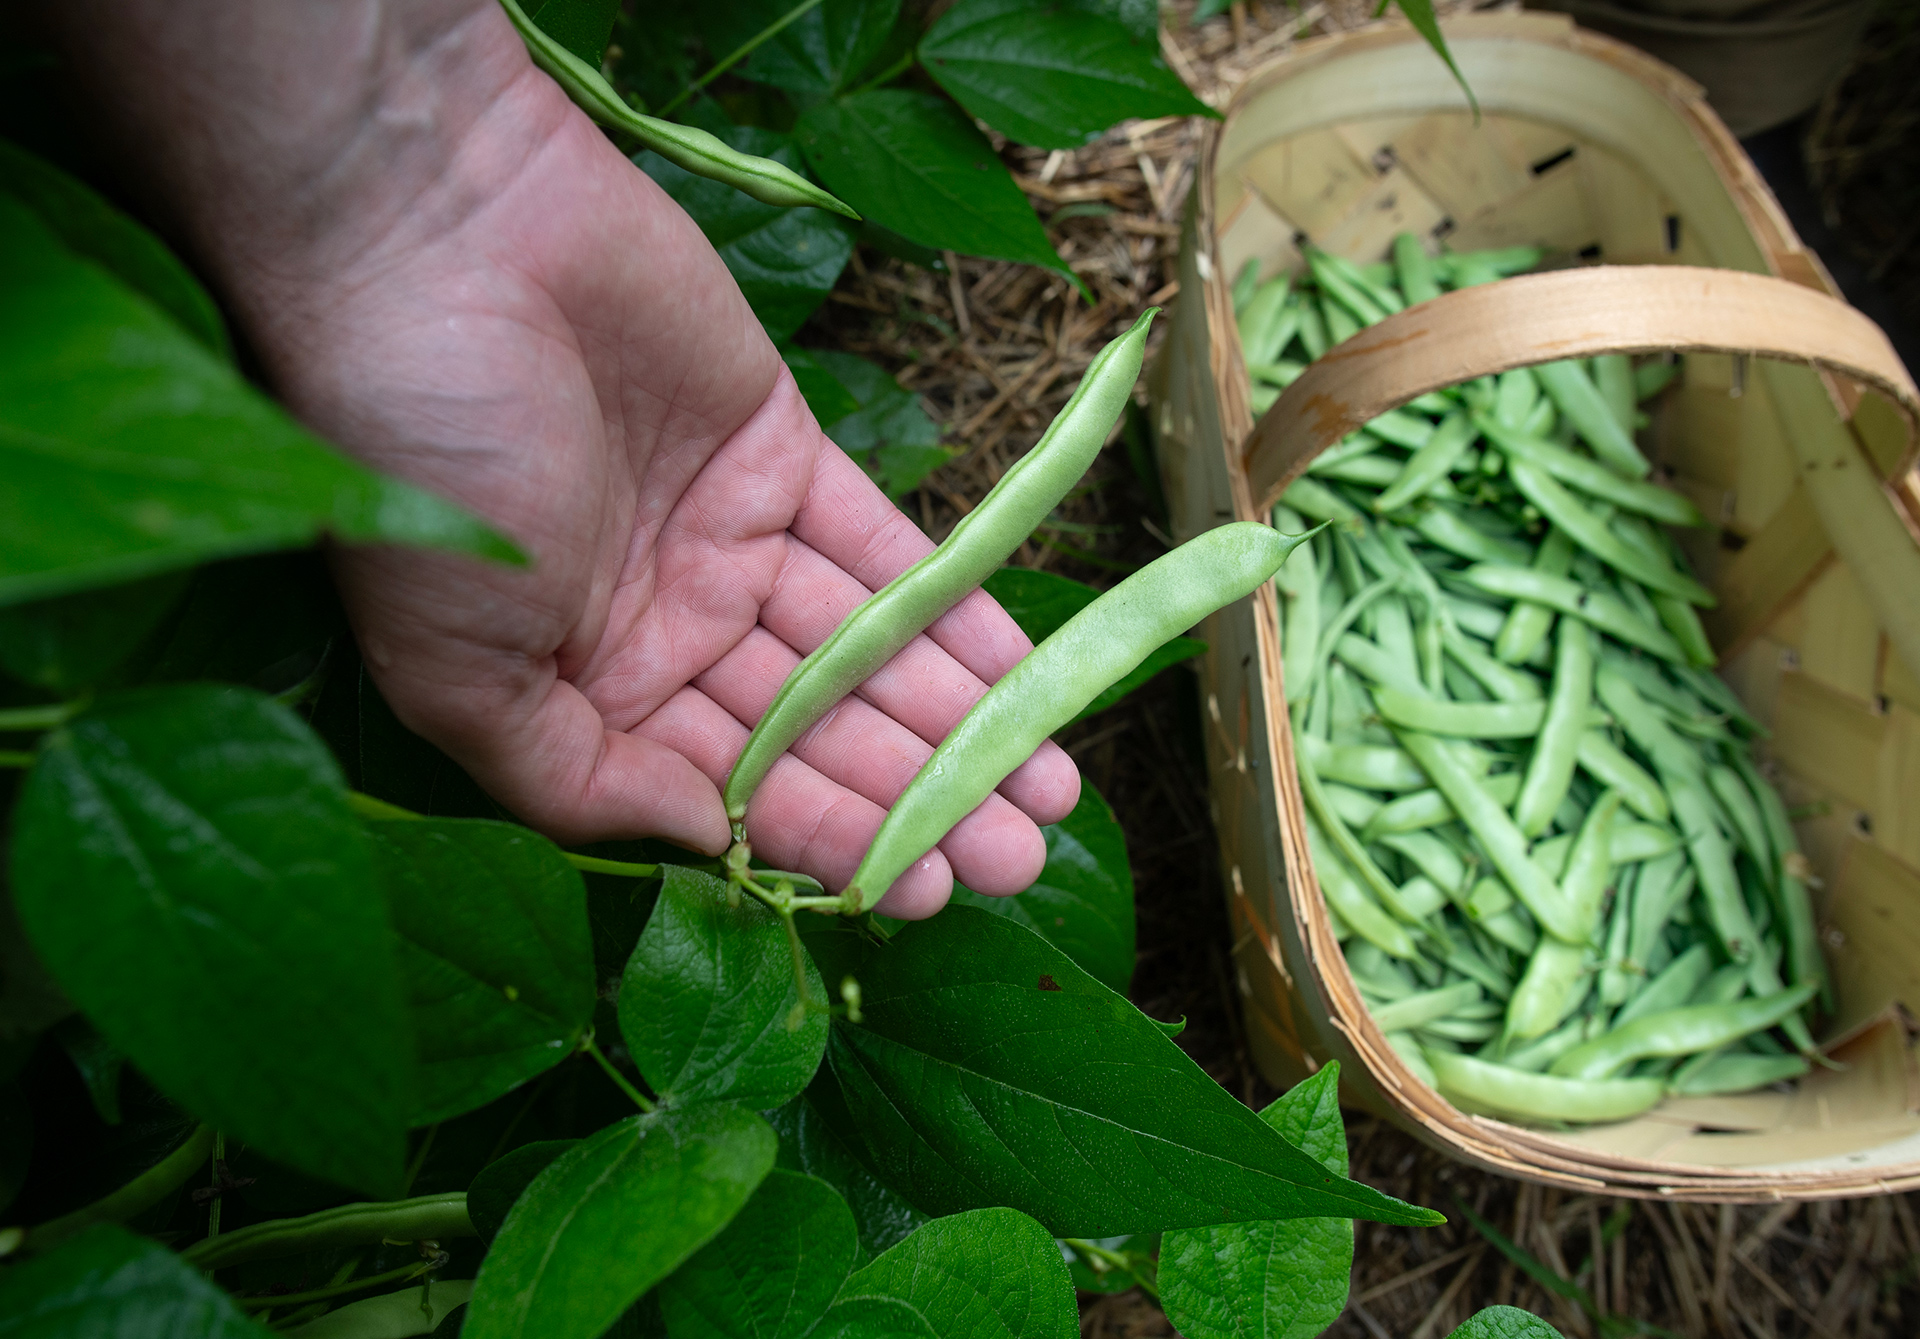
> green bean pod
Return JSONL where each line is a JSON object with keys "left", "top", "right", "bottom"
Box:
{"left": 1335, "top": 632, "right": 1428, "bottom": 699}
{"left": 1442, "top": 626, "right": 1543, "bottom": 703}
{"left": 1307, "top": 812, "right": 1420, "bottom": 960}
{"left": 1369, "top": 981, "right": 1482, "bottom": 1032}
{"left": 1507, "top": 462, "right": 1715, "bottom": 606}
{"left": 1391, "top": 730, "right": 1584, "bottom": 944}
{"left": 1376, "top": 831, "right": 1471, "bottom": 900}
{"left": 1494, "top": 528, "right": 1574, "bottom": 664}
{"left": 1597, "top": 872, "right": 1636, "bottom": 1006}
{"left": 1372, "top": 687, "right": 1546, "bottom": 738}
{"left": 843, "top": 521, "right": 1303, "bottom": 909}
{"left": 1575, "top": 730, "right": 1668, "bottom": 823}
{"left": 1375, "top": 412, "right": 1477, "bottom": 513}
{"left": 1513, "top": 618, "right": 1595, "bottom": 837}
{"left": 1669, "top": 1050, "right": 1810, "bottom": 1096}
{"left": 1731, "top": 751, "right": 1827, "bottom": 1008}
{"left": 1626, "top": 851, "right": 1693, "bottom": 977}
{"left": 1297, "top": 716, "right": 1444, "bottom": 929}
{"left": 1593, "top": 355, "right": 1637, "bottom": 433}
{"left": 1362, "top": 771, "right": 1523, "bottom": 840}
{"left": 1474, "top": 418, "right": 1705, "bottom": 527}
{"left": 725, "top": 311, "right": 1157, "bottom": 824}
{"left": 1594, "top": 666, "right": 1701, "bottom": 777}
{"left": 1562, "top": 790, "right": 1624, "bottom": 933}
{"left": 1533, "top": 359, "right": 1651, "bottom": 478}
{"left": 1429, "top": 1050, "right": 1664, "bottom": 1123}
{"left": 1613, "top": 943, "right": 1712, "bottom": 1028}
{"left": 1307, "top": 248, "right": 1392, "bottom": 325}
{"left": 500, "top": 0, "right": 858, "bottom": 218}
{"left": 1393, "top": 233, "right": 1441, "bottom": 305}
{"left": 1465, "top": 565, "right": 1686, "bottom": 662}
{"left": 1635, "top": 359, "right": 1679, "bottom": 400}
{"left": 1298, "top": 735, "right": 1432, "bottom": 791}
{"left": 1413, "top": 506, "right": 1535, "bottom": 565}
{"left": 1666, "top": 775, "right": 1763, "bottom": 965}
{"left": 1707, "top": 764, "right": 1771, "bottom": 867}
{"left": 1505, "top": 938, "right": 1590, "bottom": 1041}
{"left": 1548, "top": 981, "right": 1818, "bottom": 1080}
{"left": 1652, "top": 592, "right": 1717, "bottom": 667}
{"left": 1238, "top": 278, "right": 1295, "bottom": 364}
{"left": 1276, "top": 507, "right": 1320, "bottom": 704}
{"left": 1283, "top": 476, "right": 1362, "bottom": 526}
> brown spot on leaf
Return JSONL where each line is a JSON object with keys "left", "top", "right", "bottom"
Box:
{"left": 1037, "top": 975, "right": 1062, "bottom": 991}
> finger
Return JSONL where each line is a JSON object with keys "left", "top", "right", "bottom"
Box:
{"left": 632, "top": 679, "right": 955, "bottom": 913}
{"left": 755, "top": 535, "right": 1081, "bottom": 826}
{"left": 369, "top": 648, "right": 732, "bottom": 854}
{"left": 695, "top": 627, "right": 1048, "bottom": 896}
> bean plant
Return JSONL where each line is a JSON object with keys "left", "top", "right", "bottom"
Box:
{"left": 0, "top": 7, "right": 1555, "bottom": 1338}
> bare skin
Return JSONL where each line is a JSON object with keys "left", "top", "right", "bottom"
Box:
{"left": 51, "top": 0, "right": 1080, "bottom": 916}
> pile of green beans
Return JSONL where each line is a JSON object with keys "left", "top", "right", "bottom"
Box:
{"left": 1242, "top": 237, "right": 1828, "bottom": 1127}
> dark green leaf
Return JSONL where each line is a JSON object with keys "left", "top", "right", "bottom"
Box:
{"left": 950, "top": 781, "right": 1134, "bottom": 992}
{"left": 767, "top": 1088, "right": 926, "bottom": 1262}
{"left": 803, "top": 350, "right": 948, "bottom": 499}
{"left": 526, "top": 0, "right": 623, "bottom": 67}
{"left": 657, "top": 1170, "right": 858, "bottom": 1339}
{"left": 0, "top": 194, "right": 522, "bottom": 607}
{"left": 0, "top": 573, "right": 191, "bottom": 692}
{"left": 919, "top": 0, "right": 1212, "bottom": 150}
{"left": 784, "top": 348, "right": 863, "bottom": 427}
{"left": 0, "top": 1223, "right": 270, "bottom": 1338}
{"left": 9, "top": 685, "right": 414, "bottom": 1196}
{"left": 703, "top": 0, "right": 904, "bottom": 97}
{"left": 0, "top": 139, "right": 229, "bottom": 359}
{"left": 812, "top": 907, "right": 1440, "bottom": 1235}
{"left": 465, "top": 1104, "right": 776, "bottom": 1339}
{"left": 368, "top": 819, "right": 597, "bottom": 1124}
{"left": 52, "top": 1016, "right": 125, "bottom": 1125}
{"left": 467, "top": 1139, "right": 579, "bottom": 1243}
{"left": 838, "top": 1207, "right": 1077, "bottom": 1339}
{"left": 311, "top": 655, "right": 511, "bottom": 822}
{"left": 810, "top": 1297, "right": 939, "bottom": 1339}
{"left": 1390, "top": 0, "right": 1477, "bottom": 114}
{"left": 981, "top": 567, "right": 1204, "bottom": 717}
{"left": 1066, "top": 0, "right": 1160, "bottom": 39}
{"left": 620, "top": 868, "right": 827, "bottom": 1109}
{"left": 1447, "top": 1308, "right": 1567, "bottom": 1339}
{"left": 637, "top": 123, "right": 853, "bottom": 343}
{"left": 1159, "top": 1064, "right": 1354, "bottom": 1339}
{"left": 795, "top": 92, "right": 1072, "bottom": 281}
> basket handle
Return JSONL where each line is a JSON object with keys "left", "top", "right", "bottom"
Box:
{"left": 1242, "top": 265, "right": 1920, "bottom": 516}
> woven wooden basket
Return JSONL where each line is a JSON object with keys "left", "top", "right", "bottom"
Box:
{"left": 1150, "top": 11, "right": 1920, "bottom": 1198}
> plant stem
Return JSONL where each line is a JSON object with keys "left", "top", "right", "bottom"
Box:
{"left": 206, "top": 1131, "right": 226, "bottom": 1240}
{"left": 20, "top": 1124, "right": 214, "bottom": 1253}
{"left": 183, "top": 1193, "right": 472, "bottom": 1271}
{"left": 238, "top": 1254, "right": 444, "bottom": 1311}
{"left": 1062, "top": 1238, "right": 1160, "bottom": 1299}
{"left": 0, "top": 751, "right": 35, "bottom": 768}
{"left": 0, "top": 701, "right": 82, "bottom": 732}
{"left": 566, "top": 854, "right": 660, "bottom": 878}
{"left": 583, "top": 1037, "right": 656, "bottom": 1113}
{"left": 271, "top": 1251, "right": 367, "bottom": 1329}
{"left": 657, "top": 0, "right": 826, "bottom": 115}
{"left": 402, "top": 1124, "right": 440, "bottom": 1196}
{"left": 845, "top": 49, "right": 914, "bottom": 98}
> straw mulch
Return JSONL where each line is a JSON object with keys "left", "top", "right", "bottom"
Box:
{"left": 796, "top": 2, "right": 1920, "bottom": 1335}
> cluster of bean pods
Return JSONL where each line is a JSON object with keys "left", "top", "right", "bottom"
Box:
{"left": 1244, "top": 237, "right": 1829, "bottom": 1126}
{"left": 722, "top": 310, "right": 1316, "bottom": 922}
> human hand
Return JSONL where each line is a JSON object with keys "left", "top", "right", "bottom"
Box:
{"left": 54, "top": 0, "right": 1080, "bottom": 916}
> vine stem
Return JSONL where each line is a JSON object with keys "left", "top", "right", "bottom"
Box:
{"left": 0, "top": 701, "right": 83, "bottom": 732}
{"left": 1062, "top": 1238, "right": 1160, "bottom": 1299}
{"left": 657, "top": 0, "right": 827, "bottom": 116}
{"left": 583, "top": 1037, "right": 656, "bottom": 1113}
{"left": 15, "top": 1124, "right": 214, "bottom": 1254}
{"left": 0, "top": 751, "right": 34, "bottom": 768}
{"left": 844, "top": 49, "right": 914, "bottom": 98}
{"left": 206, "top": 1131, "right": 227, "bottom": 1240}
{"left": 567, "top": 854, "right": 660, "bottom": 878}
{"left": 238, "top": 1253, "right": 445, "bottom": 1311}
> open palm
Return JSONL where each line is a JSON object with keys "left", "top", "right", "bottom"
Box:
{"left": 69, "top": 1, "right": 1079, "bottom": 917}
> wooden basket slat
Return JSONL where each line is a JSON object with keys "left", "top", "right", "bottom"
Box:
{"left": 1155, "top": 12, "right": 1920, "bottom": 1198}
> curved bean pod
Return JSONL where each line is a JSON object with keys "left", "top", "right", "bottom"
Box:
{"left": 1505, "top": 938, "right": 1589, "bottom": 1041}
{"left": 1463, "top": 565, "right": 1686, "bottom": 663}
{"left": 1428, "top": 1050, "right": 1664, "bottom": 1123}
{"left": 1474, "top": 418, "right": 1705, "bottom": 526}
{"left": 500, "top": 0, "right": 858, "bottom": 218}
{"left": 1368, "top": 980, "right": 1482, "bottom": 1032}
{"left": 1549, "top": 981, "right": 1818, "bottom": 1080}
{"left": 1493, "top": 528, "right": 1574, "bottom": 665}
{"left": 1669, "top": 1050, "right": 1810, "bottom": 1096}
{"left": 843, "top": 521, "right": 1308, "bottom": 910}
{"left": 1371, "top": 686, "right": 1546, "bottom": 738}
{"left": 183, "top": 1193, "right": 473, "bottom": 1269}
{"left": 724, "top": 310, "right": 1157, "bottom": 824}
{"left": 1575, "top": 730, "right": 1668, "bottom": 823}
{"left": 1413, "top": 506, "right": 1534, "bottom": 565}
{"left": 1613, "top": 943, "right": 1712, "bottom": 1029}
{"left": 1507, "top": 462, "right": 1715, "bottom": 606}
{"left": 1391, "top": 729, "right": 1584, "bottom": 944}
{"left": 1306, "top": 812, "right": 1420, "bottom": 960}
{"left": 1533, "top": 358, "right": 1651, "bottom": 478}
{"left": 1561, "top": 790, "right": 1624, "bottom": 934}
{"left": 1512, "top": 617, "right": 1594, "bottom": 837}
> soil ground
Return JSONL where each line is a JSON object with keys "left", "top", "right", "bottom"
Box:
{"left": 797, "top": 3, "right": 1920, "bottom": 1335}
